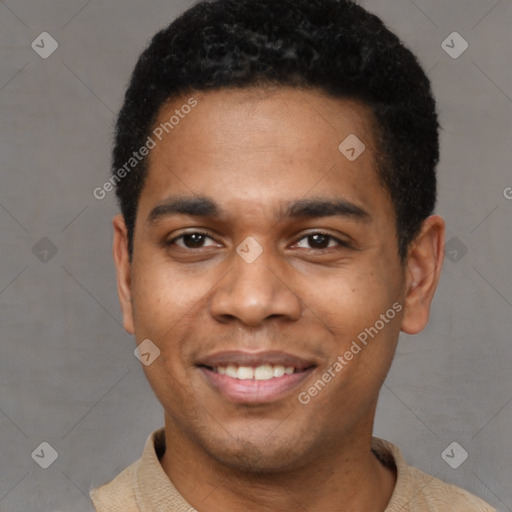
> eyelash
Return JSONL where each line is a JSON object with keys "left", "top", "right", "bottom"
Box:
{"left": 166, "top": 231, "right": 351, "bottom": 251}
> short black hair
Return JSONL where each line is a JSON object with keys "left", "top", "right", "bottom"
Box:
{"left": 113, "top": 0, "right": 439, "bottom": 260}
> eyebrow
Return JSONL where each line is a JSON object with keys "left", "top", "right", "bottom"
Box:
{"left": 284, "top": 197, "right": 370, "bottom": 221}
{"left": 147, "top": 196, "right": 220, "bottom": 224}
{"left": 146, "top": 195, "right": 370, "bottom": 225}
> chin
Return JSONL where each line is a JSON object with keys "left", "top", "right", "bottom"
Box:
{"left": 211, "top": 441, "right": 304, "bottom": 474}
{"left": 195, "top": 425, "right": 316, "bottom": 474}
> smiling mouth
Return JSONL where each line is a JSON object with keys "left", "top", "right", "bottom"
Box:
{"left": 196, "top": 350, "right": 318, "bottom": 403}
{"left": 201, "top": 364, "right": 312, "bottom": 381}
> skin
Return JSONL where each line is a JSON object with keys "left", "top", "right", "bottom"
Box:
{"left": 113, "top": 87, "right": 445, "bottom": 511}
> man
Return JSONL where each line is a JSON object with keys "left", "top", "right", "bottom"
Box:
{"left": 90, "top": 0, "right": 496, "bottom": 510}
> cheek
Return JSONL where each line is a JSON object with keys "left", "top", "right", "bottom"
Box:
{"left": 299, "top": 263, "right": 400, "bottom": 335}
{"left": 297, "top": 259, "right": 403, "bottom": 391}
{"left": 129, "top": 261, "right": 221, "bottom": 389}
{"left": 130, "top": 261, "right": 207, "bottom": 333}
{"left": 131, "top": 265, "right": 203, "bottom": 404}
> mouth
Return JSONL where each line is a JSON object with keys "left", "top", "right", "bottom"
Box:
{"left": 197, "top": 351, "right": 317, "bottom": 404}
{"left": 209, "top": 364, "right": 301, "bottom": 380}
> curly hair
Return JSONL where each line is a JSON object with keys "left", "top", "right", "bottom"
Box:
{"left": 113, "top": 0, "right": 439, "bottom": 260}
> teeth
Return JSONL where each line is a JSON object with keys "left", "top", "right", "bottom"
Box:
{"left": 225, "top": 365, "right": 238, "bottom": 378}
{"left": 273, "top": 365, "right": 285, "bottom": 378}
{"left": 254, "top": 365, "right": 274, "bottom": 380}
{"left": 237, "top": 366, "right": 254, "bottom": 379}
{"left": 214, "top": 364, "right": 296, "bottom": 380}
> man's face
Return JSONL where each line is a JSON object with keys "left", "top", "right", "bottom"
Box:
{"left": 116, "top": 87, "right": 410, "bottom": 471}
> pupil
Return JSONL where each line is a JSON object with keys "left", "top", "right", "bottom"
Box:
{"left": 310, "top": 234, "right": 328, "bottom": 248}
{"left": 185, "top": 233, "right": 204, "bottom": 248}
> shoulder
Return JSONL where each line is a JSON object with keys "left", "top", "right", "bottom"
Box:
{"left": 371, "top": 438, "right": 496, "bottom": 512}
{"left": 405, "top": 465, "right": 496, "bottom": 512}
{"left": 89, "top": 460, "right": 140, "bottom": 512}
{"left": 89, "top": 428, "right": 168, "bottom": 512}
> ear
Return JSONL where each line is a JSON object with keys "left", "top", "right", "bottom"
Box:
{"left": 401, "top": 215, "right": 445, "bottom": 335}
{"left": 112, "top": 214, "right": 135, "bottom": 334}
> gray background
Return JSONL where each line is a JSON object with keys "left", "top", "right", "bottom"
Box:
{"left": 0, "top": 0, "right": 511, "bottom": 510}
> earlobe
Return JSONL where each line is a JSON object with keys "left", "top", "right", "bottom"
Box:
{"left": 112, "top": 214, "right": 135, "bottom": 334}
{"left": 401, "top": 215, "right": 445, "bottom": 335}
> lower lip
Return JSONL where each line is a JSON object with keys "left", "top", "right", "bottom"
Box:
{"left": 199, "top": 367, "right": 315, "bottom": 404}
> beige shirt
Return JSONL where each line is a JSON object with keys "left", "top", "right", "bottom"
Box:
{"left": 90, "top": 428, "right": 496, "bottom": 512}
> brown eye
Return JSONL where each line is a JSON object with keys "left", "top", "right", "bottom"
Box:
{"left": 295, "top": 233, "right": 346, "bottom": 250}
{"left": 170, "top": 232, "right": 220, "bottom": 249}
{"left": 307, "top": 234, "right": 330, "bottom": 249}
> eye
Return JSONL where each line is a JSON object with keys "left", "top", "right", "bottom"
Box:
{"left": 294, "top": 232, "right": 348, "bottom": 250}
{"left": 169, "top": 231, "right": 221, "bottom": 249}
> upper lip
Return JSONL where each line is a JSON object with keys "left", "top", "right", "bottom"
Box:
{"left": 198, "top": 350, "right": 317, "bottom": 371}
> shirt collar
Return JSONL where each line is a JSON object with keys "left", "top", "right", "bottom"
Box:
{"left": 134, "top": 428, "right": 412, "bottom": 511}
{"left": 134, "top": 428, "right": 197, "bottom": 512}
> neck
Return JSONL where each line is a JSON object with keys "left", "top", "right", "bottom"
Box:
{"left": 160, "top": 415, "right": 396, "bottom": 512}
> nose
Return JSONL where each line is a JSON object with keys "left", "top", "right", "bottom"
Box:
{"left": 210, "top": 246, "right": 302, "bottom": 327}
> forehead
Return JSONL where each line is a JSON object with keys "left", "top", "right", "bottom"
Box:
{"left": 138, "top": 87, "right": 392, "bottom": 225}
